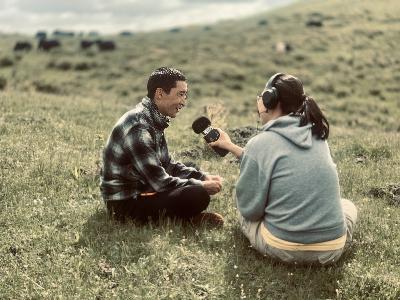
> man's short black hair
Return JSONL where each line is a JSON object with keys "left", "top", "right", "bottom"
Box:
{"left": 147, "top": 67, "right": 186, "bottom": 100}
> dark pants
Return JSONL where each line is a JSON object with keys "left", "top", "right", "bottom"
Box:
{"left": 106, "top": 185, "right": 210, "bottom": 222}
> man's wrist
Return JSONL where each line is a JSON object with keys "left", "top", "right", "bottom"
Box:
{"left": 190, "top": 178, "right": 203, "bottom": 186}
{"left": 200, "top": 173, "right": 208, "bottom": 181}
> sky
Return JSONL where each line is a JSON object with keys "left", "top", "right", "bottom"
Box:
{"left": 0, "top": 0, "right": 294, "bottom": 35}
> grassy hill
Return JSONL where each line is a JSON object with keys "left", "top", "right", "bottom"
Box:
{"left": 1, "top": 0, "right": 399, "bottom": 298}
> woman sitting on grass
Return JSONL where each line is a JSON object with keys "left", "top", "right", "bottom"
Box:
{"left": 210, "top": 73, "right": 358, "bottom": 265}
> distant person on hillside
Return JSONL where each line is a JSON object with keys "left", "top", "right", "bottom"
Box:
{"left": 101, "top": 67, "right": 224, "bottom": 226}
{"left": 209, "top": 73, "right": 358, "bottom": 265}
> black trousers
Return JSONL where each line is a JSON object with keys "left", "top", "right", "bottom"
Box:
{"left": 106, "top": 185, "right": 210, "bottom": 222}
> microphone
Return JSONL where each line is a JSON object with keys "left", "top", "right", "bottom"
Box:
{"left": 192, "top": 116, "right": 229, "bottom": 157}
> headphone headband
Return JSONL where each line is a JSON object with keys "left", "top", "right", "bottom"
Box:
{"left": 266, "top": 72, "right": 284, "bottom": 89}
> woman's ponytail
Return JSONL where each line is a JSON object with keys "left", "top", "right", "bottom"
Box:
{"left": 297, "top": 95, "right": 329, "bottom": 139}
{"left": 273, "top": 74, "right": 330, "bottom": 139}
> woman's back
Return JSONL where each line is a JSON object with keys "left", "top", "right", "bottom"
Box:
{"left": 210, "top": 72, "right": 357, "bottom": 264}
{"left": 236, "top": 115, "right": 346, "bottom": 243}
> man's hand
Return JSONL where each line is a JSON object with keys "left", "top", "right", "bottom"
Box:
{"left": 202, "top": 180, "right": 222, "bottom": 195}
{"left": 204, "top": 174, "right": 223, "bottom": 183}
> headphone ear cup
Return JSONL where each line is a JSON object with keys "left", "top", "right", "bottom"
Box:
{"left": 263, "top": 72, "right": 283, "bottom": 109}
{"left": 262, "top": 87, "right": 278, "bottom": 109}
{"left": 262, "top": 90, "right": 271, "bottom": 108}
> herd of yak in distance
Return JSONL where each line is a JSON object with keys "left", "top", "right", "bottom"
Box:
{"left": 10, "top": 18, "right": 324, "bottom": 52}
{"left": 12, "top": 30, "right": 120, "bottom": 52}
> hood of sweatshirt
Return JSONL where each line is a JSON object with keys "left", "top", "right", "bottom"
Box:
{"left": 261, "top": 114, "right": 313, "bottom": 149}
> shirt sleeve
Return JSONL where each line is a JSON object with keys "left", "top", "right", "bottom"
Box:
{"left": 166, "top": 157, "right": 206, "bottom": 180}
{"left": 235, "top": 151, "right": 270, "bottom": 221}
{"left": 125, "top": 126, "right": 202, "bottom": 192}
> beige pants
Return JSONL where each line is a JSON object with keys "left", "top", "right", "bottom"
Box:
{"left": 238, "top": 199, "right": 358, "bottom": 265}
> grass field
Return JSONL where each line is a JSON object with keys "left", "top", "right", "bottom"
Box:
{"left": 1, "top": 0, "right": 399, "bottom": 299}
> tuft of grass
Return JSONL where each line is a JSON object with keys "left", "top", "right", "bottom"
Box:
{"left": 0, "top": 56, "right": 14, "bottom": 67}
{"left": 0, "top": 75, "right": 6, "bottom": 90}
{"left": 33, "top": 80, "right": 62, "bottom": 94}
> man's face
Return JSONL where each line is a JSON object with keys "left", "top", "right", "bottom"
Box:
{"left": 155, "top": 81, "right": 188, "bottom": 118}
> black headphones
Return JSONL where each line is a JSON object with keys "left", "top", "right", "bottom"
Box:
{"left": 262, "top": 72, "right": 284, "bottom": 110}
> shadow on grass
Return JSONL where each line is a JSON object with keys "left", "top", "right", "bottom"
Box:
{"left": 76, "top": 207, "right": 155, "bottom": 265}
{"left": 223, "top": 225, "right": 358, "bottom": 299}
{"left": 76, "top": 206, "right": 219, "bottom": 265}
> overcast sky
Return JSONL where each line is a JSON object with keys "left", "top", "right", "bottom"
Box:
{"left": 0, "top": 0, "right": 294, "bottom": 35}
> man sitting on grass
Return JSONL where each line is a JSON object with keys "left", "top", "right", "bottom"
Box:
{"left": 100, "top": 67, "right": 224, "bottom": 226}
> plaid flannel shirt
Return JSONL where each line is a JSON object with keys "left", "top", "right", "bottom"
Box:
{"left": 100, "top": 97, "right": 205, "bottom": 201}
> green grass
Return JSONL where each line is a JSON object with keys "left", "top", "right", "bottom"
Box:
{"left": 1, "top": 0, "right": 400, "bottom": 298}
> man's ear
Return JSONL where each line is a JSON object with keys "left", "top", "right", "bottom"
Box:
{"left": 155, "top": 88, "right": 164, "bottom": 100}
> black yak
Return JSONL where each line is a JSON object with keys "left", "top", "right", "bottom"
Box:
{"left": 80, "top": 40, "right": 95, "bottom": 50}
{"left": 96, "top": 40, "right": 116, "bottom": 51}
{"left": 38, "top": 39, "right": 61, "bottom": 51}
{"left": 14, "top": 41, "right": 32, "bottom": 51}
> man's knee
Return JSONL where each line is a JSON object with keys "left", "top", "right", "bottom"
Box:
{"left": 190, "top": 185, "right": 210, "bottom": 210}
{"left": 175, "top": 185, "right": 210, "bottom": 215}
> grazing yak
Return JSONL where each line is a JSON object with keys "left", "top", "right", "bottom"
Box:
{"left": 80, "top": 40, "right": 95, "bottom": 50}
{"left": 14, "top": 41, "right": 32, "bottom": 51}
{"left": 38, "top": 39, "right": 61, "bottom": 51}
{"left": 96, "top": 40, "right": 116, "bottom": 51}
{"left": 306, "top": 20, "right": 323, "bottom": 27}
{"left": 275, "top": 41, "right": 293, "bottom": 54}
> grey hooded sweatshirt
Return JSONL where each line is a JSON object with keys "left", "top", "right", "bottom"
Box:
{"left": 236, "top": 115, "right": 346, "bottom": 243}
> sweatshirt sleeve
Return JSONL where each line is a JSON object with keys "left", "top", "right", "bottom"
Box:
{"left": 235, "top": 151, "right": 270, "bottom": 221}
